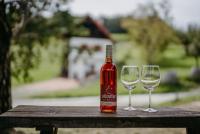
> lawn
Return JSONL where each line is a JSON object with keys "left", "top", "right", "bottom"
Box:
{"left": 12, "top": 33, "right": 199, "bottom": 98}
{"left": 160, "top": 95, "right": 200, "bottom": 106}
{"left": 32, "top": 79, "right": 197, "bottom": 98}
{"left": 12, "top": 38, "right": 65, "bottom": 87}
{"left": 32, "top": 34, "right": 198, "bottom": 98}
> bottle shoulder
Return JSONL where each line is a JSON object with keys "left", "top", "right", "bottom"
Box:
{"left": 101, "top": 63, "right": 117, "bottom": 70}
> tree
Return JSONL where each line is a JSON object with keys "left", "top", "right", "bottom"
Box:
{"left": 0, "top": 0, "right": 72, "bottom": 116}
{"left": 187, "top": 24, "right": 200, "bottom": 68}
{"left": 102, "top": 16, "right": 126, "bottom": 33}
{"left": 11, "top": 9, "right": 75, "bottom": 79}
{"left": 0, "top": 0, "right": 12, "bottom": 114}
{"left": 175, "top": 29, "right": 191, "bottom": 55}
{"left": 122, "top": 1, "right": 178, "bottom": 64}
{"left": 176, "top": 24, "right": 200, "bottom": 67}
{"left": 49, "top": 11, "right": 76, "bottom": 77}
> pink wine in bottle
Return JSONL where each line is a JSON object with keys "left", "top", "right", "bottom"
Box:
{"left": 100, "top": 45, "right": 117, "bottom": 113}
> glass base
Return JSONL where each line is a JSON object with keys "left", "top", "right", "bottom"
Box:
{"left": 123, "top": 107, "right": 136, "bottom": 111}
{"left": 143, "top": 108, "right": 158, "bottom": 112}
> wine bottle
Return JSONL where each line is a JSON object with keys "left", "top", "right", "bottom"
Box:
{"left": 100, "top": 45, "right": 117, "bottom": 113}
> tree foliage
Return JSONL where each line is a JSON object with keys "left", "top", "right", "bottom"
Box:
{"left": 176, "top": 29, "right": 191, "bottom": 55}
{"left": 187, "top": 24, "right": 200, "bottom": 67}
{"left": 122, "top": 1, "right": 178, "bottom": 64}
{"left": 0, "top": 0, "right": 73, "bottom": 115}
{"left": 176, "top": 24, "right": 200, "bottom": 67}
{"left": 102, "top": 16, "right": 126, "bottom": 33}
{"left": 7, "top": 0, "right": 74, "bottom": 81}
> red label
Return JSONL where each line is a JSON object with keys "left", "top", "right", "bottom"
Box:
{"left": 101, "top": 85, "right": 116, "bottom": 106}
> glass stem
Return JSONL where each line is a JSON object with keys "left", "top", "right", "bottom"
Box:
{"left": 128, "top": 90, "right": 132, "bottom": 108}
{"left": 149, "top": 90, "right": 152, "bottom": 109}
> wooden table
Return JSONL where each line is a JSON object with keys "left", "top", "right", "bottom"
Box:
{"left": 0, "top": 105, "right": 200, "bottom": 134}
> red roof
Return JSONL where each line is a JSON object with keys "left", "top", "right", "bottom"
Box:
{"left": 81, "top": 16, "right": 114, "bottom": 42}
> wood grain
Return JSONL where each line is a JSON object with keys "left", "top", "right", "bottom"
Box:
{"left": 0, "top": 105, "right": 199, "bottom": 128}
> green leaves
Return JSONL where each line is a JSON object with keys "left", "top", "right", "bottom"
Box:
{"left": 4, "top": 0, "right": 74, "bottom": 82}
{"left": 122, "top": 1, "right": 178, "bottom": 64}
{"left": 176, "top": 24, "right": 200, "bottom": 67}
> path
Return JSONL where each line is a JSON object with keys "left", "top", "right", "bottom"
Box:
{"left": 12, "top": 88, "right": 200, "bottom": 107}
{"left": 13, "top": 77, "right": 79, "bottom": 98}
{"left": 12, "top": 77, "right": 200, "bottom": 107}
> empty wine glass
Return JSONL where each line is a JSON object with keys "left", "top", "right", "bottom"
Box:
{"left": 141, "top": 65, "right": 160, "bottom": 112}
{"left": 121, "top": 65, "right": 140, "bottom": 111}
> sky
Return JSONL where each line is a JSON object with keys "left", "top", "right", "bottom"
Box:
{"left": 68, "top": 0, "right": 200, "bottom": 28}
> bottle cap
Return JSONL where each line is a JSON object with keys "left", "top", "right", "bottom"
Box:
{"left": 106, "top": 45, "right": 112, "bottom": 58}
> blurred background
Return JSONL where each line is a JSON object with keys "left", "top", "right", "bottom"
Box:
{"left": 0, "top": 0, "right": 200, "bottom": 133}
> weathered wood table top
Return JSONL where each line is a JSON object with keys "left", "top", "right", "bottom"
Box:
{"left": 0, "top": 105, "right": 200, "bottom": 128}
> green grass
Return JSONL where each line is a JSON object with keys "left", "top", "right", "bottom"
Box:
{"left": 12, "top": 38, "right": 65, "bottom": 87}
{"left": 12, "top": 33, "right": 199, "bottom": 99}
{"left": 159, "top": 51, "right": 193, "bottom": 69}
{"left": 114, "top": 35, "right": 195, "bottom": 77}
{"left": 32, "top": 79, "right": 197, "bottom": 98}
{"left": 160, "top": 95, "right": 200, "bottom": 106}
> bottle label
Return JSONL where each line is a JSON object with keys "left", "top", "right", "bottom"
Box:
{"left": 101, "top": 85, "right": 116, "bottom": 106}
{"left": 100, "top": 101, "right": 116, "bottom": 106}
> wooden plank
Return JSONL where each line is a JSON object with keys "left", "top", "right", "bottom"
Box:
{"left": 36, "top": 127, "right": 57, "bottom": 134}
{"left": 2, "top": 105, "right": 200, "bottom": 117}
{"left": 187, "top": 127, "right": 200, "bottom": 134}
{"left": 0, "top": 105, "right": 199, "bottom": 128}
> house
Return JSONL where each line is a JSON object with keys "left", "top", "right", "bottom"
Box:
{"left": 68, "top": 16, "right": 114, "bottom": 81}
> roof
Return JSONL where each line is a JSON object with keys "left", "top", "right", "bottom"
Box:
{"left": 81, "top": 16, "right": 113, "bottom": 41}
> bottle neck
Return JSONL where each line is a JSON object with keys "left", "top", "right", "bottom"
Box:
{"left": 105, "top": 45, "right": 113, "bottom": 63}
{"left": 105, "top": 56, "right": 112, "bottom": 63}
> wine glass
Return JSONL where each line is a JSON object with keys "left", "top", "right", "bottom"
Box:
{"left": 121, "top": 65, "right": 140, "bottom": 111}
{"left": 141, "top": 65, "right": 160, "bottom": 112}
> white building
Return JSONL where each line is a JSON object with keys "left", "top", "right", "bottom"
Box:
{"left": 68, "top": 37, "right": 113, "bottom": 81}
{"left": 68, "top": 16, "right": 114, "bottom": 81}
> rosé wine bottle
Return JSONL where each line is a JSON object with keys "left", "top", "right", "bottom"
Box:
{"left": 100, "top": 45, "right": 117, "bottom": 113}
